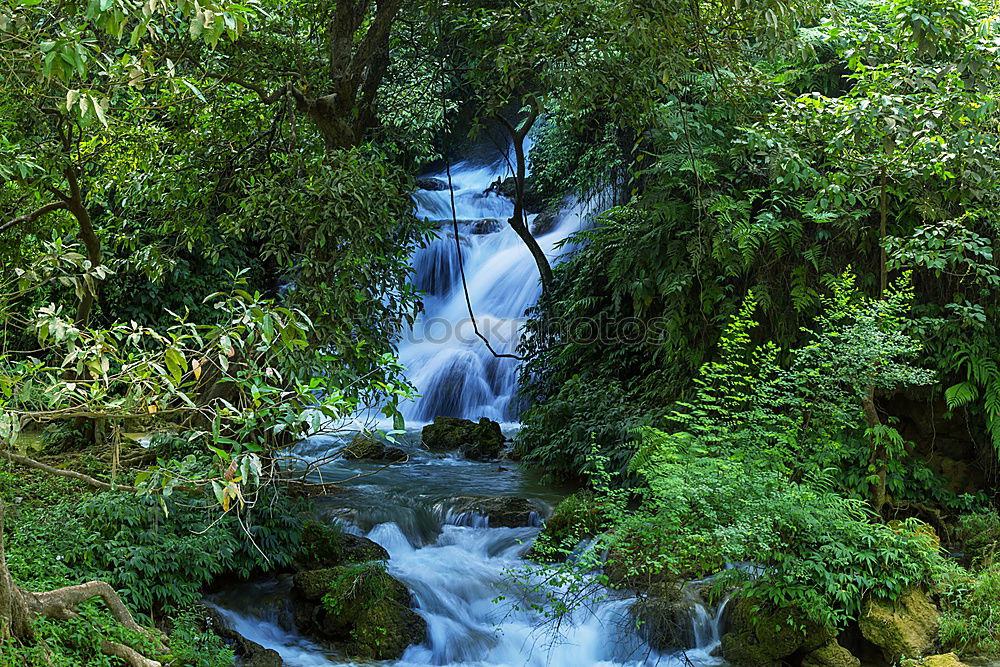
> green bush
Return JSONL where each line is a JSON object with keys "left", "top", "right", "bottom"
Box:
{"left": 163, "top": 608, "right": 236, "bottom": 667}
{"left": 515, "top": 376, "right": 650, "bottom": 481}
{"left": 939, "top": 564, "right": 1000, "bottom": 657}
{"left": 955, "top": 510, "right": 1000, "bottom": 568}
{"left": 67, "top": 490, "right": 303, "bottom": 613}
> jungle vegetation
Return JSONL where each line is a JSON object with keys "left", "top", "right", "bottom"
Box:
{"left": 0, "top": 0, "right": 999, "bottom": 664}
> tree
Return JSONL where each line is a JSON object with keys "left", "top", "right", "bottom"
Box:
{"left": 0, "top": 244, "right": 384, "bottom": 659}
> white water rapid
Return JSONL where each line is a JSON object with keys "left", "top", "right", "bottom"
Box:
{"left": 207, "top": 142, "right": 729, "bottom": 666}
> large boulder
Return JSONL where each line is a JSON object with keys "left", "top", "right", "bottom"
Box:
{"left": 915, "top": 654, "right": 969, "bottom": 667}
{"left": 497, "top": 176, "right": 544, "bottom": 213}
{"left": 859, "top": 588, "right": 939, "bottom": 663}
{"left": 293, "top": 564, "right": 426, "bottom": 660}
{"left": 295, "top": 520, "right": 389, "bottom": 571}
{"left": 415, "top": 177, "right": 448, "bottom": 191}
{"left": 802, "top": 640, "right": 861, "bottom": 667}
{"left": 421, "top": 416, "right": 506, "bottom": 460}
{"left": 530, "top": 210, "right": 558, "bottom": 236}
{"left": 446, "top": 496, "right": 543, "bottom": 528}
{"left": 721, "top": 597, "right": 830, "bottom": 667}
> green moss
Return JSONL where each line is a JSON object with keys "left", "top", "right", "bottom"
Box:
{"left": 421, "top": 417, "right": 504, "bottom": 460}
{"left": 313, "top": 563, "right": 425, "bottom": 660}
{"left": 530, "top": 491, "right": 610, "bottom": 562}
{"left": 721, "top": 597, "right": 830, "bottom": 667}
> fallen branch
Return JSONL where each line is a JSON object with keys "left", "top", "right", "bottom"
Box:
{"left": 0, "top": 450, "right": 136, "bottom": 492}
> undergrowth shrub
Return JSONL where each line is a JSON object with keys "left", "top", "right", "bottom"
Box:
{"left": 515, "top": 377, "right": 650, "bottom": 481}
{"left": 954, "top": 510, "right": 1000, "bottom": 568}
{"left": 525, "top": 276, "right": 946, "bottom": 631}
{"left": 68, "top": 489, "right": 304, "bottom": 614}
{"left": 939, "top": 564, "right": 1000, "bottom": 658}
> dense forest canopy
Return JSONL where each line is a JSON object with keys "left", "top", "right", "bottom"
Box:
{"left": 1, "top": 0, "right": 1000, "bottom": 665}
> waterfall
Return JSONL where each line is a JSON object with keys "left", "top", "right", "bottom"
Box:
{"left": 401, "top": 144, "right": 588, "bottom": 423}
{"left": 206, "top": 143, "right": 730, "bottom": 667}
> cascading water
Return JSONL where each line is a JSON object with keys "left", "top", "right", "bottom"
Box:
{"left": 402, "top": 142, "right": 581, "bottom": 422}
{"left": 207, "top": 142, "right": 729, "bottom": 666}
{"left": 209, "top": 440, "right": 730, "bottom": 667}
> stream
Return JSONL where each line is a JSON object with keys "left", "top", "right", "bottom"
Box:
{"left": 207, "top": 144, "right": 728, "bottom": 666}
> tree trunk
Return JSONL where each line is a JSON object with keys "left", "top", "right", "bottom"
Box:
{"left": 65, "top": 166, "right": 101, "bottom": 327}
{"left": 0, "top": 498, "right": 34, "bottom": 641}
{"left": 0, "top": 497, "right": 164, "bottom": 666}
{"left": 498, "top": 102, "right": 554, "bottom": 297}
{"left": 879, "top": 167, "right": 888, "bottom": 297}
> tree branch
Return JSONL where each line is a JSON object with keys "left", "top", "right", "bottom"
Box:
{"left": 0, "top": 201, "right": 69, "bottom": 235}
{"left": 0, "top": 450, "right": 136, "bottom": 492}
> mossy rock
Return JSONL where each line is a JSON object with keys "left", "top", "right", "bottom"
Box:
{"left": 629, "top": 583, "right": 695, "bottom": 651}
{"left": 802, "top": 640, "right": 860, "bottom": 667}
{"left": 859, "top": 588, "right": 939, "bottom": 663}
{"left": 530, "top": 491, "right": 608, "bottom": 562}
{"left": 914, "top": 653, "right": 968, "bottom": 667}
{"left": 421, "top": 416, "right": 505, "bottom": 460}
{"left": 294, "top": 563, "right": 425, "bottom": 660}
{"left": 295, "top": 520, "right": 389, "bottom": 571}
{"left": 721, "top": 597, "right": 830, "bottom": 666}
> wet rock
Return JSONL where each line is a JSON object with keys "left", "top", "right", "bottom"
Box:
{"left": 497, "top": 176, "right": 544, "bottom": 213}
{"left": 469, "top": 218, "right": 502, "bottom": 234}
{"left": 196, "top": 603, "right": 283, "bottom": 667}
{"left": 292, "top": 564, "right": 426, "bottom": 660}
{"left": 802, "top": 640, "right": 860, "bottom": 667}
{"left": 342, "top": 432, "right": 408, "bottom": 462}
{"left": 421, "top": 416, "right": 506, "bottom": 460}
{"left": 530, "top": 210, "right": 558, "bottom": 236}
{"left": 343, "top": 432, "right": 384, "bottom": 459}
{"left": 721, "top": 597, "right": 830, "bottom": 666}
{"left": 447, "top": 495, "right": 543, "bottom": 527}
{"left": 629, "top": 582, "right": 697, "bottom": 651}
{"left": 415, "top": 177, "right": 448, "bottom": 191}
{"left": 295, "top": 520, "right": 389, "bottom": 571}
{"left": 859, "top": 588, "right": 939, "bottom": 663}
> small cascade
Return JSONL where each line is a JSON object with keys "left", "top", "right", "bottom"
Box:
{"left": 400, "top": 143, "right": 592, "bottom": 423}
{"left": 206, "top": 579, "right": 336, "bottom": 667}
{"left": 690, "top": 594, "right": 730, "bottom": 659}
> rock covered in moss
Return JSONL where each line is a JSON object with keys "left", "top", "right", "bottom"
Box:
{"left": 445, "top": 496, "right": 543, "bottom": 527}
{"left": 915, "top": 653, "right": 969, "bottom": 667}
{"left": 629, "top": 583, "right": 696, "bottom": 651}
{"left": 720, "top": 597, "right": 830, "bottom": 666}
{"left": 292, "top": 563, "right": 425, "bottom": 660}
{"left": 421, "top": 416, "right": 506, "bottom": 460}
{"left": 529, "top": 491, "right": 607, "bottom": 562}
{"left": 859, "top": 588, "right": 939, "bottom": 663}
{"left": 295, "top": 520, "right": 389, "bottom": 571}
{"left": 802, "top": 640, "right": 860, "bottom": 667}
{"left": 341, "top": 432, "right": 408, "bottom": 462}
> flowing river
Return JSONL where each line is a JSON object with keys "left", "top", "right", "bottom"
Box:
{"left": 207, "top": 144, "right": 727, "bottom": 666}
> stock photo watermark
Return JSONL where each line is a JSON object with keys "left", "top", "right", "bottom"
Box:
{"left": 403, "top": 315, "right": 671, "bottom": 347}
